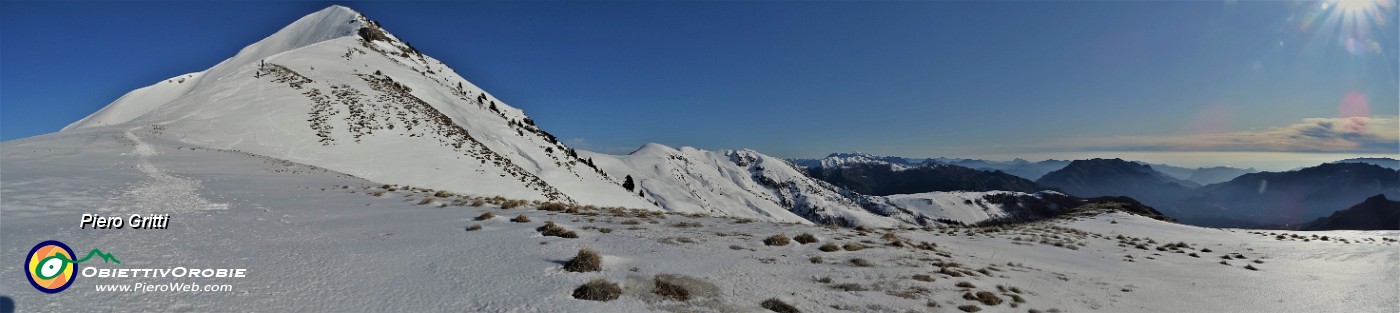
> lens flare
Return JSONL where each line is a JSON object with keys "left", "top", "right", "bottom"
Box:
{"left": 1309, "top": 0, "right": 1395, "bottom": 55}
{"left": 1338, "top": 91, "right": 1371, "bottom": 118}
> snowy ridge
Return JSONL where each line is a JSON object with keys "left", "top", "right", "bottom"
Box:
{"left": 583, "top": 144, "right": 917, "bottom": 227}
{"left": 878, "top": 190, "right": 1070, "bottom": 225}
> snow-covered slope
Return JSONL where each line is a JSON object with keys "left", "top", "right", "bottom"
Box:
{"left": 5, "top": 130, "right": 1395, "bottom": 311}
{"left": 60, "top": 6, "right": 651, "bottom": 208}
{"left": 881, "top": 191, "right": 1072, "bottom": 225}
{"left": 582, "top": 144, "right": 923, "bottom": 227}
{"left": 583, "top": 144, "right": 1090, "bottom": 227}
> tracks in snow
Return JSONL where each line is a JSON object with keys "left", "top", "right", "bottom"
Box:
{"left": 118, "top": 127, "right": 229, "bottom": 212}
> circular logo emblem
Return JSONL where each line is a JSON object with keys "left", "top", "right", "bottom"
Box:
{"left": 26, "top": 240, "right": 77, "bottom": 294}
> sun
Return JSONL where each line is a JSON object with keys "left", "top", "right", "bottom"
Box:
{"left": 1305, "top": 0, "right": 1396, "bottom": 55}
{"left": 1329, "top": 0, "right": 1389, "bottom": 14}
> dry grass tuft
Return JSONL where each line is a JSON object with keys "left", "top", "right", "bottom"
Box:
{"left": 761, "top": 298, "right": 801, "bottom": 313}
{"left": 652, "top": 276, "right": 691, "bottom": 301}
{"left": 474, "top": 212, "right": 495, "bottom": 221}
{"left": 764, "top": 234, "right": 792, "bottom": 246}
{"left": 564, "top": 248, "right": 602, "bottom": 272}
{"left": 850, "top": 258, "right": 873, "bottom": 267}
{"left": 572, "top": 278, "right": 621, "bottom": 301}
{"left": 971, "top": 291, "right": 1003, "bottom": 305}
{"left": 794, "top": 233, "right": 819, "bottom": 244}
{"left": 537, "top": 221, "right": 579, "bottom": 238}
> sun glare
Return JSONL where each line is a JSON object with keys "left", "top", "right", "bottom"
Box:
{"left": 1311, "top": 0, "right": 1396, "bottom": 55}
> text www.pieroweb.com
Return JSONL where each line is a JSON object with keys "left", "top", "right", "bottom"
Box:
{"left": 94, "top": 282, "right": 234, "bottom": 292}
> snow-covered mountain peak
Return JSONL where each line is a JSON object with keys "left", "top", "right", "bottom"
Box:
{"left": 56, "top": 5, "right": 654, "bottom": 209}
{"left": 216, "top": 5, "right": 368, "bottom": 72}
{"left": 62, "top": 5, "right": 379, "bottom": 131}
{"left": 628, "top": 143, "right": 678, "bottom": 156}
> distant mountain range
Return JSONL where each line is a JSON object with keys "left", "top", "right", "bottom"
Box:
{"left": 1167, "top": 162, "right": 1400, "bottom": 227}
{"left": 1298, "top": 194, "right": 1400, "bottom": 231}
{"left": 796, "top": 153, "right": 1399, "bottom": 229}
{"left": 792, "top": 154, "right": 1256, "bottom": 184}
{"left": 1331, "top": 157, "right": 1400, "bottom": 170}
{"left": 800, "top": 153, "right": 1045, "bottom": 196}
{"left": 1147, "top": 163, "right": 1258, "bottom": 185}
{"left": 1035, "top": 158, "right": 1199, "bottom": 207}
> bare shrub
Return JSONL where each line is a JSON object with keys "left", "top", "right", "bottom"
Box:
{"left": 764, "top": 234, "right": 792, "bottom": 246}
{"left": 572, "top": 278, "right": 621, "bottom": 301}
{"left": 564, "top": 248, "right": 602, "bottom": 272}
{"left": 761, "top": 298, "right": 801, "bottom": 313}
{"left": 794, "top": 233, "right": 819, "bottom": 244}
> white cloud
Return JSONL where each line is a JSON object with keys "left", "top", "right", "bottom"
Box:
{"left": 1043, "top": 116, "right": 1399, "bottom": 153}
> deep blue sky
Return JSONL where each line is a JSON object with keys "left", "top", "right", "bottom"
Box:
{"left": 2, "top": 1, "right": 1396, "bottom": 163}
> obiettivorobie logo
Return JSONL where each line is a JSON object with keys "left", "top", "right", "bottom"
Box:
{"left": 25, "top": 240, "right": 120, "bottom": 294}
